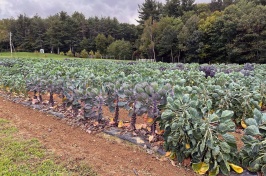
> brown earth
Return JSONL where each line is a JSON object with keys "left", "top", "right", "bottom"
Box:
{"left": 0, "top": 96, "right": 197, "bottom": 176}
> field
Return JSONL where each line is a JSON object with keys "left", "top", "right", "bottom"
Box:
{"left": 0, "top": 57, "right": 266, "bottom": 175}
{"left": 0, "top": 52, "right": 75, "bottom": 59}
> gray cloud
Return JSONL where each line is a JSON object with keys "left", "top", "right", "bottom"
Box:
{"left": 0, "top": 0, "right": 211, "bottom": 24}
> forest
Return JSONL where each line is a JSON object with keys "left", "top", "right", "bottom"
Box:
{"left": 0, "top": 0, "right": 265, "bottom": 63}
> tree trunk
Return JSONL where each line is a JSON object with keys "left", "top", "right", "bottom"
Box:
{"left": 178, "top": 49, "right": 181, "bottom": 63}
{"left": 171, "top": 48, "right": 174, "bottom": 63}
{"left": 152, "top": 46, "right": 156, "bottom": 62}
{"left": 57, "top": 47, "right": 60, "bottom": 55}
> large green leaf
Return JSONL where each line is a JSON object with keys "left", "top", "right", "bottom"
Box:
{"left": 188, "top": 107, "right": 199, "bottom": 118}
{"left": 245, "top": 118, "right": 258, "bottom": 126}
{"left": 250, "top": 143, "right": 260, "bottom": 156}
{"left": 254, "top": 108, "right": 262, "bottom": 119}
{"left": 208, "top": 166, "right": 219, "bottom": 176}
{"left": 218, "top": 120, "right": 235, "bottom": 134}
{"left": 207, "top": 99, "right": 212, "bottom": 110}
{"left": 212, "top": 146, "right": 220, "bottom": 157}
{"left": 161, "top": 110, "right": 175, "bottom": 120}
{"left": 262, "top": 164, "right": 266, "bottom": 175}
{"left": 222, "top": 133, "right": 236, "bottom": 148}
{"left": 248, "top": 159, "right": 261, "bottom": 172}
{"left": 220, "top": 142, "right": 231, "bottom": 154}
{"left": 219, "top": 160, "right": 230, "bottom": 175}
{"left": 221, "top": 110, "right": 234, "bottom": 121}
{"left": 182, "top": 94, "right": 190, "bottom": 103}
{"left": 245, "top": 125, "right": 261, "bottom": 136}
{"left": 253, "top": 108, "right": 263, "bottom": 124}
{"left": 171, "top": 122, "right": 178, "bottom": 130}
{"left": 262, "top": 113, "right": 266, "bottom": 123}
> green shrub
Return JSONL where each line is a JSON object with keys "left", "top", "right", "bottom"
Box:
{"left": 80, "top": 49, "right": 89, "bottom": 58}
{"left": 66, "top": 50, "right": 74, "bottom": 57}
{"left": 89, "top": 50, "right": 95, "bottom": 58}
{"left": 94, "top": 51, "right": 102, "bottom": 59}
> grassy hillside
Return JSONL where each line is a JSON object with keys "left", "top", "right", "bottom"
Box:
{"left": 0, "top": 52, "right": 75, "bottom": 59}
{"left": 0, "top": 52, "right": 133, "bottom": 61}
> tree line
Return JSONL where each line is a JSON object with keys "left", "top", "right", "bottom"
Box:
{"left": 0, "top": 0, "right": 265, "bottom": 63}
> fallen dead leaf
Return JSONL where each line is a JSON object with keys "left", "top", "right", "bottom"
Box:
{"left": 148, "top": 135, "right": 154, "bottom": 143}
{"left": 118, "top": 121, "right": 124, "bottom": 128}
{"left": 165, "top": 151, "right": 171, "bottom": 157}
{"left": 156, "top": 130, "right": 164, "bottom": 135}
{"left": 170, "top": 159, "right": 177, "bottom": 166}
{"left": 146, "top": 117, "right": 154, "bottom": 124}
{"left": 156, "top": 156, "right": 168, "bottom": 162}
{"left": 135, "top": 137, "right": 145, "bottom": 144}
{"left": 135, "top": 124, "right": 143, "bottom": 130}
{"left": 93, "top": 121, "right": 99, "bottom": 127}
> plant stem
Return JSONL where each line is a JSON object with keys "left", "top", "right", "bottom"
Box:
{"left": 73, "top": 106, "right": 78, "bottom": 117}
{"left": 38, "top": 91, "right": 42, "bottom": 103}
{"left": 151, "top": 120, "right": 157, "bottom": 135}
{"left": 151, "top": 100, "right": 157, "bottom": 135}
{"left": 114, "top": 95, "right": 119, "bottom": 126}
{"left": 49, "top": 91, "right": 54, "bottom": 107}
{"left": 98, "top": 96, "right": 104, "bottom": 122}
{"left": 130, "top": 112, "right": 137, "bottom": 130}
{"left": 33, "top": 90, "right": 37, "bottom": 99}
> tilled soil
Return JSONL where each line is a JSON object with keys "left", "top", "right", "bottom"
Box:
{"left": 0, "top": 96, "right": 197, "bottom": 176}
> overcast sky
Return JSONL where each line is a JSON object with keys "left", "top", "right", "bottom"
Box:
{"left": 0, "top": 0, "right": 210, "bottom": 24}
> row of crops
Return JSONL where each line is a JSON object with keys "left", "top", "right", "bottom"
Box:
{"left": 0, "top": 58, "right": 266, "bottom": 175}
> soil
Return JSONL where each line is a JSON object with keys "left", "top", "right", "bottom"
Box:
{"left": 0, "top": 95, "right": 197, "bottom": 176}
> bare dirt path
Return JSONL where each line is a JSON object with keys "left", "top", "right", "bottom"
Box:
{"left": 0, "top": 96, "right": 196, "bottom": 176}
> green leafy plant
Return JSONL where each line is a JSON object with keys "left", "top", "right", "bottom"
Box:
{"left": 104, "top": 80, "right": 127, "bottom": 126}
{"left": 63, "top": 80, "right": 83, "bottom": 116}
{"left": 123, "top": 82, "right": 155, "bottom": 130}
{"left": 26, "top": 76, "right": 45, "bottom": 102}
{"left": 240, "top": 109, "right": 266, "bottom": 175}
{"left": 161, "top": 85, "right": 240, "bottom": 175}
{"left": 81, "top": 87, "right": 105, "bottom": 122}
{"left": 135, "top": 82, "right": 171, "bottom": 134}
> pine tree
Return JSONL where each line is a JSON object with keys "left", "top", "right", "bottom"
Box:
{"left": 163, "top": 0, "right": 183, "bottom": 18}
{"left": 137, "top": 0, "right": 162, "bottom": 25}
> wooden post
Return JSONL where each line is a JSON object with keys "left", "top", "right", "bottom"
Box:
{"left": 10, "top": 32, "right": 12, "bottom": 57}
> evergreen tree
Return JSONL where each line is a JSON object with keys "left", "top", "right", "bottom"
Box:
{"left": 181, "top": 0, "right": 196, "bottom": 12}
{"left": 163, "top": 0, "right": 183, "bottom": 18}
{"left": 137, "top": 0, "right": 162, "bottom": 25}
